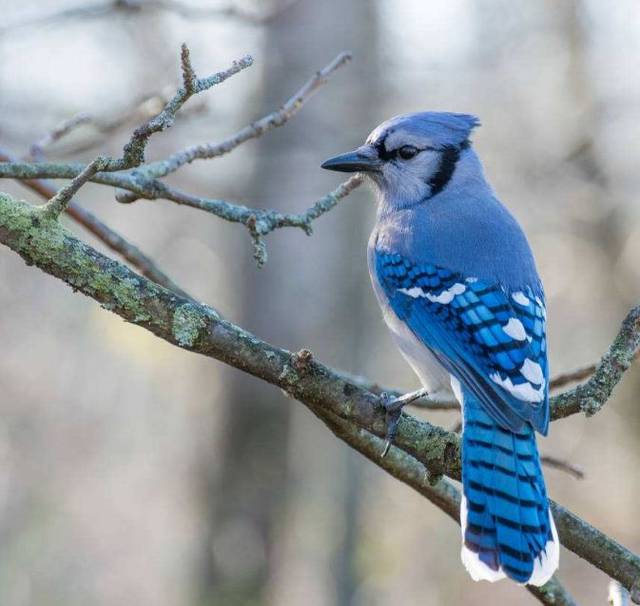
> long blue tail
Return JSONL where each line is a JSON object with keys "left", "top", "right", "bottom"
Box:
{"left": 461, "top": 393, "right": 558, "bottom": 585}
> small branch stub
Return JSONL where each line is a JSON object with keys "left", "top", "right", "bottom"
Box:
{"left": 43, "top": 156, "right": 109, "bottom": 219}
{"left": 180, "top": 43, "right": 197, "bottom": 95}
{"left": 292, "top": 348, "right": 314, "bottom": 373}
{"left": 0, "top": 49, "right": 360, "bottom": 268}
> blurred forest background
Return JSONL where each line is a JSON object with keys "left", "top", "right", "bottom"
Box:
{"left": 1, "top": 1, "right": 640, "bottom": 604}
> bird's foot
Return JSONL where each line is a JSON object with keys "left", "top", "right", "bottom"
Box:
{"left": 379, "top": 388, "right": 429, "bottom": 458}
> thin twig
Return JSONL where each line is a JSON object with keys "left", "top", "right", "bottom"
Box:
{"left": 29, "top": 112, "right": 93, "bottom": 160}
{"left": 329, "top": 342, "right": 638, "bottom": 416}
{"left": 43, "top": 156, "right": 109, "bottom": 218}
{"left": 550, "top": 363, "right": 597, "bottom": 390}
{"left": 0, "top": 49, "right": 358, "bottom": 265}
{"left": 36, "top": 92, "right": 208, "bottom": 158}
{"left": 541, "top": 455, "right": 585, "bottom": 480}
{"left": 124, "top": 174, "right": 364, "bottom": 266}
{"left": 109, "top": 48, "right": 253, "bottom": 170}
{"left": 0, "top": 158, "right": 364, "bottom": 265}
{"left": 142, "top": 51, "right": 353, "bottom": 179}
{"left": 180, "top": 43, "right": 197, "bottom": 95}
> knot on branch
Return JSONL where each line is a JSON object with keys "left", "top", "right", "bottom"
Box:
{"left": 580, "top": 395, "right": 605, "bottom": 417}
{"left": 278, "top": 350, "right": 315, "bottom": 395}
{"left": 246, "top": 212, "right": 267, "bottom": 235}
{"left": 418, "top": 429, "right": 462, "bottom": 482}
{"left": 292, "top": 348, "right": 314, "bottom": 373}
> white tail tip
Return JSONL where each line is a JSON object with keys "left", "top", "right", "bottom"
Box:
{"left": 460, "top": 496, "right": 559, "bottom": 586}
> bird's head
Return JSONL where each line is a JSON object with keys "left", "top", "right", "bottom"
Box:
{"left": 321, "top": 112, "right": 480, "bottom": 209}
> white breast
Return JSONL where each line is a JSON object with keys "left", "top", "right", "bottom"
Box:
{"left": 367, "top": 235, "right": 451, "bottom": 395}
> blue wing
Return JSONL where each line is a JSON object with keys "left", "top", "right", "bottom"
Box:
{"left": 375, "top": 249, "right": 549, "bottom": 434}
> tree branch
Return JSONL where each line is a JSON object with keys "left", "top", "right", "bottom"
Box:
{"left": 0, "top": 50, "right": 359, "bottom": 265}
{"left": 29, "top": 112, "right": 93, "bottom": 160}
{"left": 316, "top": 409, "right": 577, "bottom": 605}
{"left": 109, "top": 49, "right": 253, "bottom": 170}
{"left": 551, "top": 308, "right": 640, "bottom": 420}
{"left": 1, "top": 191, "right": 638, "bottom": 599}
{"left": 0, "top": 159, "right": 363, "bottom": 267}
{"left": 342, "top": 330, "right": 639, "bottom": 420}
{"left": 0, "top": 147, "right": 190, "bottom": 298}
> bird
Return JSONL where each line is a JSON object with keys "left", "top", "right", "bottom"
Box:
{"left": 321, "top": 112, "right": 558, "bottom": 586}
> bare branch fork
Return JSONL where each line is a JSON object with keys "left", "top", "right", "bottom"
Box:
{"left": 2, "top": 45, "right": 640, "bottom": 604}
{"left": 138, "top": 49, "right": 353, "bottom": 178}
{"left": 111, "top": 45, "right": 254, "bottom": 171}
{"left": 0, "top": 147, "right": 191, "bottom": 298}
{"left": 42, "top": 156, "right": 110, "bottom": 219}
{"left": 0, "top": 46, "right": 358, "bottom": 266}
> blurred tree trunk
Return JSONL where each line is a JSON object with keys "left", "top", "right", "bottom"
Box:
{"left": 197, "top": 2, "right": 379, "bottom": 605}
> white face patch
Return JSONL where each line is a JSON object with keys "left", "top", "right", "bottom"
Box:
{"left": 502, "top": 318, "right": 527, "bottom": 341}
{"left": 512, "top": 291, "right": 530, "bottom": 307}
{"left": 380, "top": 148, "right": 442, "bottom": 202}
{"left": 398, "top": 283, "right": 466, "bottom": 304}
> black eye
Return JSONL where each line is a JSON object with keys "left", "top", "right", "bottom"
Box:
{"left": 398, "top": 145, "right": 419, "bottom": 160}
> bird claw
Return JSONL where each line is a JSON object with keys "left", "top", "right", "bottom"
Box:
{"left": 379, "top": 392, "right": 404, "bottom": 458}
{"left": 381, "top": 409, "right": 401, "bottom": 458}
{"left": 379, "top": 388, "right": 429, "bottom": 458}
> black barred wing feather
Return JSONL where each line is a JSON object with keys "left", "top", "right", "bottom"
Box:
{"left": 375, "top": 250, "right": 549, "bottom": 434}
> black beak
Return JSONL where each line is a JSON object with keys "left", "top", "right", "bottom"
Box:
{"left": 321, "top": 147, "right": 381, "bottom": 173}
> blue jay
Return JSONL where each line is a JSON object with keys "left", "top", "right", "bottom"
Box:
{"left": 321, "top": 112, "right": 558, "bottom": 586}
